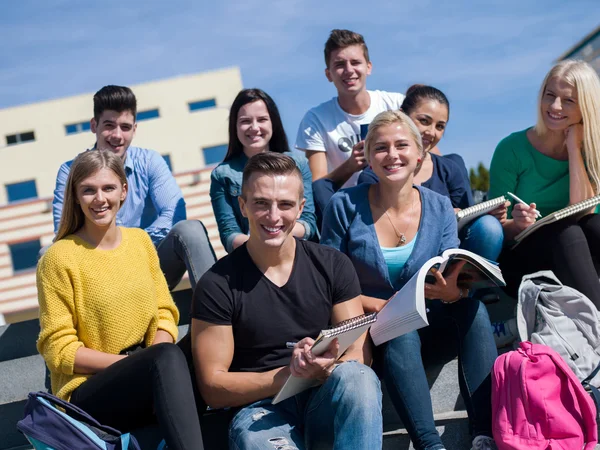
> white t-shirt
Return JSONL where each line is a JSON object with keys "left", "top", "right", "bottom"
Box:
{"left": 295, "top": 90, "right": 405, "bottom": 187}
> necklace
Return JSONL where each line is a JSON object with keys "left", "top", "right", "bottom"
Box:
{"left": 381, "top": 190, "right": 415, "bottom": 247}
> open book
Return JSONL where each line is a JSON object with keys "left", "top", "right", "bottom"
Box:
{"left": 513, "top": 195, "right": 600, "bottom": 247}
{"left": 456, "top": 196, "right": 506, "bottom": 231}
{"left": 272, "top": 312, "right": 377, "bottom": 404}
{"left": 370, "top": 248, "right": 505, "bottom": 346}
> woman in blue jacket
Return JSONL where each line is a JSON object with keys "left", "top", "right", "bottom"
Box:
{"left": 359, "top": 85, "right": 505, "bottom": 263}
{"left": 321, "top": 110, "right": 498, "bottom": 450}
{"left": 210, "top": 89, "right": 317, "bottom": 253}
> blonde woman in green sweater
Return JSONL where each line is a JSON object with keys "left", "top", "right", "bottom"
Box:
{"left": 489, "top": 60, "right": 600, "bottom": 308}
{"left": 37, "top": 150, "right": 204, "bottom": 449}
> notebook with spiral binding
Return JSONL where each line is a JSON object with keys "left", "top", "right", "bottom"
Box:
{"left": 272, "top": 313, "right": 377, "bottom": 404}
{"left": 456, "top": 196, "right": 506, "bottom": 231}
{"left": 513, "top": 195, "right": 600, "bottom": 247}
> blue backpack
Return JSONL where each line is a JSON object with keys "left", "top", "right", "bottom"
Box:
{"left": 17, "top": 391, "right": 142, "bottom": 450}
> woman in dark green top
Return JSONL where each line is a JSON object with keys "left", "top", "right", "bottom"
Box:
{"left": 489, "top": 60, "right": 600, "bottom": 308}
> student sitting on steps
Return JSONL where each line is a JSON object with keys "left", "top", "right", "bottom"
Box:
{"left": 190, "top": 152, "right": 383, "bottom": 449}
{"left": 489, "top": 60, "right": 600, "bottom": 310}
{"left": 321, "top": 110, "right": 498, "bottom": 450}
{"left": 52, "top": 85, "right": 216, "bottom": 292}
{"left": 37, "top": 150, "right": 204, "bottom": 450}
{"left": 210, "top": 88, "right": 317, "bottom": 253}
{"left": 295, "top": 28, "right": 405, "bottom": 225}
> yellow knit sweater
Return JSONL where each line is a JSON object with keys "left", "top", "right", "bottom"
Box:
{"left": 36, "top": 227, "right": 179, "bottom": 401}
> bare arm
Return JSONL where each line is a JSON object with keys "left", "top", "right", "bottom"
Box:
{"left": 232, "top": 234, "right": 250, "bottom": 250}
{"left": 361, "top": 294, "right": 388, "bottom": 314}
{"left": 331, "top": 295, "right": 372, "bottom": 365}
{"left": 74, "top": 348, "right": 127, "bottom": 375}
{"left": 306, "top": 141, "right": 366, "bottom": 185}
{"left": 191, "top": 319, "right": 289, "bottom": 409}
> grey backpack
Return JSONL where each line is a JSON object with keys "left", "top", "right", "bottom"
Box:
{"left": 517, "top": 270, "right": 600, "bottom": 387}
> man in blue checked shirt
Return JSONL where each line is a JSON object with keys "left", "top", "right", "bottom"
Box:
{"left": 52, "top": 85, "right": 216, "bottom": 291}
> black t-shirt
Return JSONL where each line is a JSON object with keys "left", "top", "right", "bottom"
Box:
{"left": 192, "top": 239, "right": 361, "bottom": 373}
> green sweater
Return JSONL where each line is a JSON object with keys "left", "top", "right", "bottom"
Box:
{"left": 489, "top": 128, "right": 569, "bottom": 218}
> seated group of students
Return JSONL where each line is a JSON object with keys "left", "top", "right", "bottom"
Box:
{"left": 35, "top": 28, "right": 600, "bottom": 450}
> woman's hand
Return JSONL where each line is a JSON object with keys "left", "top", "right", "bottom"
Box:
{"left": 512, "top": 202, "right": 538, "bottom": 231}
{"left": 424, "top": 260, "right": 467, "bottom": 304}
{"left": 489, "top": 200, "right": 510, "bottom": 224}
{"left": 565, "top": 123, "right": 584, "bottom": 154}
{"left": 289, "top": 337, "right": 339, "bottom": 380}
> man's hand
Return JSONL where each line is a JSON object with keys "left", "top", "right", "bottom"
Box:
{"left": 289, "top": 337, "right": 339, "bottom": 379}
{"left": 342, "top": 141, "right": 367, "bottom": 174}
{"left": 424, "top": 260, "right": 467, "bottom": 303}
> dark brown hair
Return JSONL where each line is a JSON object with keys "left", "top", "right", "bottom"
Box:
{"left": 93, "top": 85, "right": 137, "bottom": 122}
{"left": 324, "top": 29, "right": 369, "bottom": 67}
{"left": 241, "top": 153, "right": 303, "bottom": 199}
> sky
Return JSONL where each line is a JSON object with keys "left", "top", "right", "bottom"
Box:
{"left": 1, "top": 0, "right": 599, "bottom": 171}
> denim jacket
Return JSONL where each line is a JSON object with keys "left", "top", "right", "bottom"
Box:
{"left": 320, "top": 184, "right": 459, "bottom": 299}
{"left": 210, "top": 152, "right": 317, "bottom": 253}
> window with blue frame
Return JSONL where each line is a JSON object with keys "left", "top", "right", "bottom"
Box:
{"left": 162, "top": 154, "right": 173, "bottom": 172}
{"left": 6, "top": 131, "right": 35, "bottom": 146}
{"left": 137, "top": 109, "right": 160, "bottom": 121}
{"left": 188, "top": 98, "right": 216, "bottom": 112}
{"left": 10, "top": 239, "right": 41, "bottom": 272}
{"left": 65, "top": 121, "right": 91, "bottom": 135}
{"left": 203, "top": 144, "right": 228, "bottom": 166}
{"left": 6, "top": 180, "right": 38, "bottom": 203}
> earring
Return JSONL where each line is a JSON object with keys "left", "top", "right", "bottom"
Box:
{"left": 417, "top": 158, "right": 422, "bottom": 163}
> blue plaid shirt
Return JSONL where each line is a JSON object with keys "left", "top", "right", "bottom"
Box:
{"left": 52, "top": 146, "right": 186, "bottom": 245}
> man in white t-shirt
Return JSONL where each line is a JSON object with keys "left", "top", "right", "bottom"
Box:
{"left": 295, "top": 29, "right": 405, "bottom": 191}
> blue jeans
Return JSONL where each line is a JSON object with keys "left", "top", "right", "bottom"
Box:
{"left": 312, "top": 178, "right": 340, "bottom": 231}
{"left": 458, "top": 214, "right": 504, "bottom": 262}
{"left": 381, "top": 298, "right": 497, "bottom": 450}
{"left": 156, "top": 219, "right": 217, "bottom": 291}
{"left": 228, "top": 362, "right": 382, "bottom": 450}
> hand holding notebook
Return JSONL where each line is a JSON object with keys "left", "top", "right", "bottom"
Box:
{"left": 272, "top": 313, "right": 377, "bottom": 404}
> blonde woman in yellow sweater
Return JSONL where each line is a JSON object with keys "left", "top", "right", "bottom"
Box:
{"left": 36, "top": 150, "right": 204, "bottom": 449}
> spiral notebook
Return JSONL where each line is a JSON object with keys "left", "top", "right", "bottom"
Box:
{"left": 456, "top": 196, "right": 506, "bottom": 231}
{"left": 513, "top": 195, "right": 600, "bottom": 247}
{"left": 272, "top": 313, "right": 377, "bottom": 404}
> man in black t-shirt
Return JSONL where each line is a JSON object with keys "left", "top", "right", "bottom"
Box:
{"left": 190, "top": 153, "right": 382, "bottom": 449}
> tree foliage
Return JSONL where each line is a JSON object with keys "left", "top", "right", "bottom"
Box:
{"left": 469, "top": 162, "right": 490, "bottom": 192}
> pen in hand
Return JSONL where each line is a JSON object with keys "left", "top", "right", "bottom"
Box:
{"left": 507, "top": 192, "right": 542, "bottom": 218}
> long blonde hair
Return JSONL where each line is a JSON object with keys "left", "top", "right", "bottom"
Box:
{"left": 55, "top": 150, "right": 127, "bottom": 242}
{"left": 534, "top": 60, "right": 600, "bottom": 194}
{"left": 364, "top": 109, "right": 425, "bottom": 169}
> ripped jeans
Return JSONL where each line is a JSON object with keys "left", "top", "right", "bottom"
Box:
{"left": 228, "top": 361, "right": 382, "bottom": 450}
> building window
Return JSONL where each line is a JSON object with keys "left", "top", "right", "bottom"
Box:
{"left": 188, "top": 98, "right": 216, "bottom": 112}
{"left": 203, "top": 144, "right": 228, "bottom": 166}
{"left": 6, "top": 131, "right": 35, "bottom": 146}
{"left": 10, "top": 239, "right": 41, "bottom": 272}
{"left": 65, "top": 121, "right": 91, "bottom": 135}
{"left": 6, "top": 180, "right": 38, "bottom": 203}
{"left": 137, "top": 109, "right": 160, "bottom": 121}
{"left": 162, "top": 154, "right": 173, "bottom": 172}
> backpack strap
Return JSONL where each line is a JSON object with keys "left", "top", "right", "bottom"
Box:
{"left": 583, "top": 362, "right": 600, "bottom": 387}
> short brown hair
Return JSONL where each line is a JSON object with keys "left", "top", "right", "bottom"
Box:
{"left": 241, "top": 153, "right": 303, "bottom": 199}
{"left": 324, "top": 29, "right": 369, "bottom": 67}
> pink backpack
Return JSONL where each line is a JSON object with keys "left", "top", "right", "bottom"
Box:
{"left": 492, "top": 341, "right": 598, "bottom": 450}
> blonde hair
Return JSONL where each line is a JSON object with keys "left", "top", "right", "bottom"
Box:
{"left": 534, "top": 60, "right": 600, "bottom": 194}
{"left": 364, "top": 110, "right": 425, "bottom": 168}
{"left": 55, "top": 150, "right": 127, "bottom": 242}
